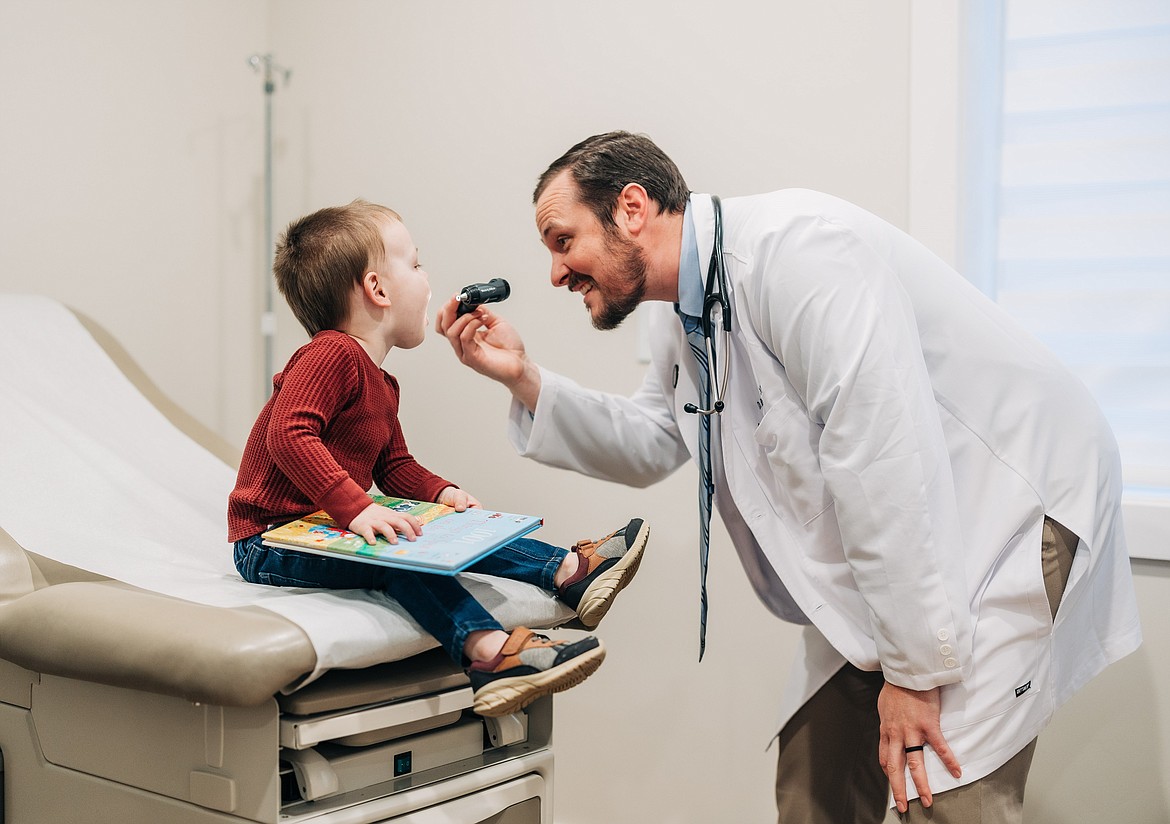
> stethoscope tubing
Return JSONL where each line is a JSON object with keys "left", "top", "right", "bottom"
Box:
{"left": 689, "top": 195, "right": 732, "bottom": 416}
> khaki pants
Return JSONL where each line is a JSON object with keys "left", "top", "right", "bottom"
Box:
{"left": 776, "top": 518, "right": 1078, "bottom": 824}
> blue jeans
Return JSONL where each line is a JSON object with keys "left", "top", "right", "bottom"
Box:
{"left": 234, "top": 534, "right": 568, "bottom": 664}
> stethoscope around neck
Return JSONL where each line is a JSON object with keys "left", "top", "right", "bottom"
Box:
{"left": 683, "top": 194, "right": 733, "bottom": 416}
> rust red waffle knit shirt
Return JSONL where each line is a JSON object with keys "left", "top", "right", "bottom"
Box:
{"left": 227, "top": 330, "right": 453, "bottom": 542}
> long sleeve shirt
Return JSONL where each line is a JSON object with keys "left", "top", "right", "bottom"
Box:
{"left": 228, "top": 330, "right": 452, "bottom": 542}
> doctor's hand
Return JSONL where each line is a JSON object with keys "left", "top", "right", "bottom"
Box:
{"left": 348, "top": 503, "right": 423, "bottom": 546}
{"left": 435, "top": 298, "right": 542, "bottom": 412}
{"left": 436, "top": 486, "right": 482, "bottom": 512}
{"left": 877, "top": 682, "right": 962, "bottom": 813}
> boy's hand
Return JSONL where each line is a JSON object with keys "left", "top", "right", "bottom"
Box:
{"left": 348, "top": 503, "right": 423, "bottom": 545}
{"left": 437, "top": 485, "right": 481, "bottom": 511}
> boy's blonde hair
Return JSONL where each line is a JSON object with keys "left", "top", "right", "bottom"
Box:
{"left": 274, "top": 199, "right": 402, "bottom": 336}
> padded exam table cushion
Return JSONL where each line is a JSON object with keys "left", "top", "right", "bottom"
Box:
{"left": 0, "top": 579, "right": 316, "bottom": 707}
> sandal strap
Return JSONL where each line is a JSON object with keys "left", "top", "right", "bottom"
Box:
{"left": 500, "top": 627, "right": 535, "bottom": 656}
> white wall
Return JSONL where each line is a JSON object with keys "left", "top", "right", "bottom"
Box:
{"left": 1, "top": 1, "right": 1166, "bottom": 822}
{"left": 0, "top": 0, "right": 270, "bottom": 442}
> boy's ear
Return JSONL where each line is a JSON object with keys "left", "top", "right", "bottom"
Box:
{"left": 362, "top": 270, "right": 392, "bottom": 306}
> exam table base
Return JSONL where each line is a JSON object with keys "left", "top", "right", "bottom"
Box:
{"left": 0, "top": 661, "right": 552, "bottom": 824}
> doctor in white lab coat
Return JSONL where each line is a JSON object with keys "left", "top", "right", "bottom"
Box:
{"left": 437, "top": 132, "right": 1141, "bottom": 822}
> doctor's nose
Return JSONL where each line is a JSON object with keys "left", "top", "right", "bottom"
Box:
{"left": 550, "top": 256, "right": 571, "bottom": 289}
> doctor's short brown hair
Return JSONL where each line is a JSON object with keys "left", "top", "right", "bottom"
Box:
{"left": 534, "top": 131, "right": 691, "bottom": 232}
{"left": 273, "top": 200, "right": 402, "bottom": 337}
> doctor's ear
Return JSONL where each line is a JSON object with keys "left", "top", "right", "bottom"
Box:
{"left": 615, "top": 183, "right": 651, "bottom": 236}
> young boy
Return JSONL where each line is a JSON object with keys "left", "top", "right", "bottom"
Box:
{"left": 228, "top": 200, "right": 650, "bottom": 717}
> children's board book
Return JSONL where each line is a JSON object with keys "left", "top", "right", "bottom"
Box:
{"left": 262, "top": 495, "right": 543, "bottom": 575}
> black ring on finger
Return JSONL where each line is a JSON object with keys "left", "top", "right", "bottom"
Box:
{"left": 904, "top": 745, "right": 926, "bottom": 753}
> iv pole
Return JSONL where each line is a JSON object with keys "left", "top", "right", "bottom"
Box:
{"left": 247, "top": 53, "right": 291, "bottom": 395}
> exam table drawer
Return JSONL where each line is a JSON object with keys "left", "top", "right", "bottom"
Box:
{"left": 280, "top": 686, "right": 473, "bottom": 750}
{"left": 284, "top": 757, "right": 551, "bottom": 824}
{"left": 378, "top": 773, "right": 545, "bottom": 823}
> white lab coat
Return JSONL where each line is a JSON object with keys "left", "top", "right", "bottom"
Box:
{"left": 509, "top": 190, "right": 1141, "bottom": 797}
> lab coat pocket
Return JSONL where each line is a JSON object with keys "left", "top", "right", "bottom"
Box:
{"left": 944, "top": 527, "right": 1052, "bottom": 732}
{"left": 753, "top": 398, "right": 834, "bottom": 526}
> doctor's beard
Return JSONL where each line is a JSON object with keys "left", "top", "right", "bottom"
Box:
{"left": 578, "top": 229, "right": 647, "bottom": 331}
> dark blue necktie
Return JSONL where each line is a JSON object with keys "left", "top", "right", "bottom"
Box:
{"left": 679, "top": 310, "right": 714, "bottom": 661}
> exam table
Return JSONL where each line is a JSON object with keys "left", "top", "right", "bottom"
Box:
{"left": 0, "top": 295, "right": 572, "bottom": 823}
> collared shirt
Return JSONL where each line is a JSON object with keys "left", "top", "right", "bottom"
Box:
{"left": 676, "top": 203, "right": 704, "bottom": 319}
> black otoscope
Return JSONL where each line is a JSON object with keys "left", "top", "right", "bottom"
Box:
{"left": 456, "top": 278, "right": 511, "bottom": 316}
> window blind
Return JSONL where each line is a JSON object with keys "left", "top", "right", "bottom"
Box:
{"left": 991, "top": 0, "right": 1170, "bottom": 490}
